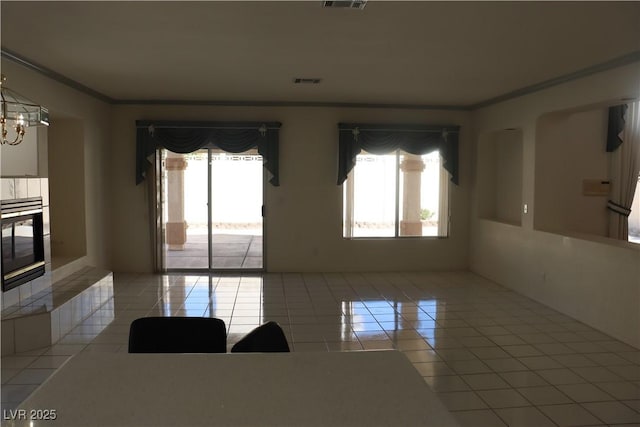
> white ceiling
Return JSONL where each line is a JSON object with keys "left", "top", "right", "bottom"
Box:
{"left": 2, "top": 1, "right": 639, "bottom": 108}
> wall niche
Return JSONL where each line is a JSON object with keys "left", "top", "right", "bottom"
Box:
{"left": 476, "top": 129, "right": 523, "bottom": 226}
{"left": 534, "top": 108, "right": 609, "bottom": 236}
{"left": 47, "top": 118, "right": 87, "bottom": 268}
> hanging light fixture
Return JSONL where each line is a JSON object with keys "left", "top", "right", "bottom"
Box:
{"left": 1, "top": 74, "right": 49, "bottom": 146}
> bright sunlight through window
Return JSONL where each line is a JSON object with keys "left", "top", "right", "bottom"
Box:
{"left": 343, "top": 150, "right": 449, "bottom": 238}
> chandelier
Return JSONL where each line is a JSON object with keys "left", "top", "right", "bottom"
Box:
{"left": 1, "top": 75, "right": 49, "bottom": 145}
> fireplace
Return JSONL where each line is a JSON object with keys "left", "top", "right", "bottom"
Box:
{"left": 1, "top": 197, "right": 45, "bottom": 292}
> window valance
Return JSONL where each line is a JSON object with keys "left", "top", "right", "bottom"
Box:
{"left": 337, "top": 123, "right": 460, "bottom": 185}
{"left": 136, "top": 120, "right": 282, "bottom": 186}
{"left": 607, "top": 104, "right": 628, "bottom": 152}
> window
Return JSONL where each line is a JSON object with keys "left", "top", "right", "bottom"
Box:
{"left": 343, "top": 150, "right": 449, "bottom": 238}
{"left": 626, "top": 102, "right": 640, "bottom": 244}
{"left": 629, "top": 173, "right": 640, "bottom": 244}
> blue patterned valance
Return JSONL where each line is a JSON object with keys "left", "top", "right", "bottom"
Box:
{"left": 136, "top": 120, "right": 281, "bottom": 186}
{"left": 606, "top": 104, "right": 628, "bottom": 152}
{"left": 337, "top": 123, "right": 460, "bottom": 185}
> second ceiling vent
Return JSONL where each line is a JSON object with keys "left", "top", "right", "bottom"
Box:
{"left": 293, "top": 78, "right": 322, "bottom": 84}
{"left": 322, "top": 1, "right": 367, "bottom": 10}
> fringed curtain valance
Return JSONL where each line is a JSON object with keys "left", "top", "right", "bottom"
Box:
{"left": 337, "top": 123, "right": 460, "bottom": 185}
{"left": 607, "top": 104, "right": 628, "bottom": 152}
{"left": 136, "top": 120, "right": 282, "bottom": 186}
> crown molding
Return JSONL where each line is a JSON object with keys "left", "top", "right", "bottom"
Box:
{"left": 1, "top": 48, "right": 114, "bottom": 104}
{"left": 3, "top": 48, "right": 639, "bottom": 112}
{"left": 469, "top": 50, "right": 640, "bottom": 110}
{"left": 113, "top": 98, "right": 468, "bottom": 111}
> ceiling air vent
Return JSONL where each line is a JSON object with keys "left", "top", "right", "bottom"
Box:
{"left": 323, "top": 1, "right": 367, "bottom": 10}
{"left": 293, "top": 78, "right": 322, "bottom": 84}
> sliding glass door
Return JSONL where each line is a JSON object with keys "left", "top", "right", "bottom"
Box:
{"left": 210, "top": 149, "right": 263, "bottom": 268}
{"left": 160, "top": 148, "right": 264, "bottom": 271}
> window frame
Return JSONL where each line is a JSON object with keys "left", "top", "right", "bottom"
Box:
{"left": 342, "top": 149, "right": 450, "bottom": 239}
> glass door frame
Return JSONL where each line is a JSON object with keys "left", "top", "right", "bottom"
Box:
{"left": 155, "top": 147, "right": 266, "bottom": 273}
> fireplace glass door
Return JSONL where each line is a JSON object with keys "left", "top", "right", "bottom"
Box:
{"left": 3, "top": 216, "right": 38, "bottom": 271}
{"left": 1, "top": 198, "right": 45, "bottom": 291}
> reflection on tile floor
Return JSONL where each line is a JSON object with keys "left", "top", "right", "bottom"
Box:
{"left": 2, "top": 271, "right": 639, "bottom": 426}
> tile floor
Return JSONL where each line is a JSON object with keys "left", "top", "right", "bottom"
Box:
{"left": 2, "top": 271, "right": 639, "bottom": 427}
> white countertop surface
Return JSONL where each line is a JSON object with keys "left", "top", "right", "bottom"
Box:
{"left": 8, "top": 350, "right": 459, "bottom": 426}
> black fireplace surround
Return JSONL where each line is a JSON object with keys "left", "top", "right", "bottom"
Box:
{"left": 1, "top": 197, "right": 45, "bottom": 292}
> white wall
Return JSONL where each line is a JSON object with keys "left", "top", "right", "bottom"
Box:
{"left": 1, "top": 59, "right": 113, "bottom": 270}
{"left": 110, "top": 105, "right": 471, "bottom": 273}
{"left": 470, "top": 62, "right": 640, "bottom": 348}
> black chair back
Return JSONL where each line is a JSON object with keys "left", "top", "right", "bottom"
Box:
{"left": 231, "top": 321, "right": 290, "bottom": 353}
{"left": 128, "top": 317, "right": 227, "bottom": 353}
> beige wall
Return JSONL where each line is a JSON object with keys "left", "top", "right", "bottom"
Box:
{"left": 535, "top": 109, "right": 609, "bottom": 236}
{"left": 470, "top": 62, "right": 640, "bottom": 348}
{"left": 476, "top": 129, "right": 523, "bottom": 225}
{"left": 111, "top": 105, "right": 471, "bottom": 273}
{"left": 1, "top": 59, "right": 112, "bottom": 270}
{"left": 0, "top": 128, "right": 39, "bottom": 177}
{"left": 48, "top": 119, "right": 87, "bottom": 262}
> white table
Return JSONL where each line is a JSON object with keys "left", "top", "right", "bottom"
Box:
{"left": 8, "top": 350, "right": 459, "bottom": 426}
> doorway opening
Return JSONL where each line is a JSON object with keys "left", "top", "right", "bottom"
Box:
{"left": 160, "top": 147, "right": 264, "bottom": 271}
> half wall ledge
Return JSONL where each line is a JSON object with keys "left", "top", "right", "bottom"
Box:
{"left": 1, "top": 267, "right": 114, "bottom": 355}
